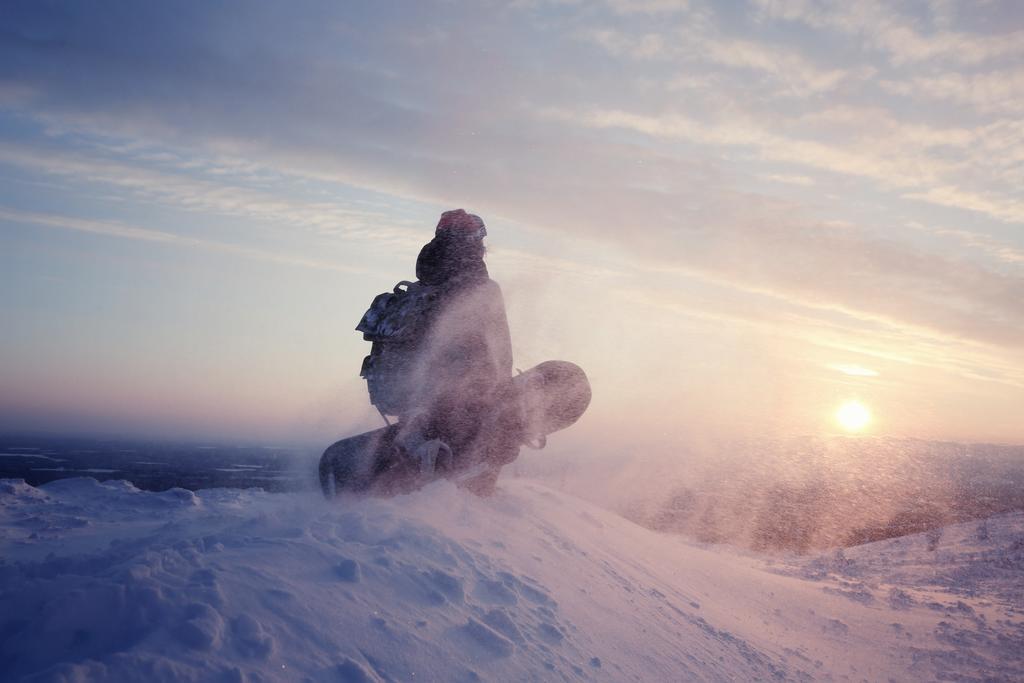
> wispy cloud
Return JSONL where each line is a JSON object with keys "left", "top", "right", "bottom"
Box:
{"left": 908, "top": 222, "right": 1024, "bottom": 266}
{"left": 903, "top": 186, "right": 1024, "bottom": 225}
{"left": 604, "top": 0, "right": 692, "bottom": 15}
{"left": 0, "top": 207, "right": 370, "bottom": 274}
{"left": 616, "top": 267, "right": 1024, "bottom": 390}
{"left": 1, "top": 0, "right": 1023, "bottom": 439}
{"left": 761, "top": 173, "right": 816, "bottom": 186}
{"left": 577, "top": 23, "right": 862, "bottom": 97}
{"left": 829, "top": 364, "right": 879, "bottom": 377}
{"left": 882, "top": 68, "right": 1024, "bottom": 115}
{"left": 753, "top": 0, "right": 1024, "bottom": 66}
{"left": 0, "top": 142, "right": 423, "bottom": 246}
{"left": 550, "top": 106, "right": 1024, "bottom": 224}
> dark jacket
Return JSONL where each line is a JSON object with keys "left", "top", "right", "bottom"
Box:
{"left": 409, "top": 235, "right": 514, "bottom": 457}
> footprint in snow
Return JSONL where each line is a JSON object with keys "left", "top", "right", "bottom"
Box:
{"left": 538, "top": 622, "right": 565, "bottom": 644}
{"left": 821, "top": 618, "right": 849, "bottom": 636}
{"left": 231, "top": 614, "right": 274, "bottom": 660}
{"left": 473, "top": 578, "right": 518, "bottom": 605}
{"left": 331, "top": 656, "right": 380, "bottom": 683}
{"left": 334, "top": 558, "right": 361, "bottom": 583}
{"left": 175, "top": 603, "right": 224, "bottom": 651}
{"left": 496, "top": 571, "right": 556, "bottom": 607}
{"left": 482, "top": 608, "right": 525, "bottom": 644}
{"left": 462, "top": 617, "right": 515, "bottom": 657}
{"left": 423, "top": 568, "right": 464, "bottom": 603}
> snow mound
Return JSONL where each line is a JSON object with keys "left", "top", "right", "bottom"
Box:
{"left": 1, "top": 477, "right": 1022, "bottom": 682}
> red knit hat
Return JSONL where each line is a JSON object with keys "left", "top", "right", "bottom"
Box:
{"left": 436, "top": 209, "right": 487, "bottom": 239}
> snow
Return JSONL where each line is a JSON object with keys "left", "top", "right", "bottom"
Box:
{"left": 1, "top": 476, "right": 1022, "bottom": 682}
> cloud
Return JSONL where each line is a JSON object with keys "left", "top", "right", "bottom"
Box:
{"left": 553, "top": 106, "right": 1024, "bottom": 226}
{"left": 553, "top": 107, "right": 952, "bottom": 189}
{"left": 0, "top": 142, "right": 424, "bottom": 246}
{"left": 2, "top": 0, "right": 1023, "bottom": 356}
{"left": 519, "top": 0, "right": 693, "bottom": 14}
{"left": 576, "top": 28, "right": 671, "bottom": 60}
{"left": 614, "top": 266, "right": 1024, "bottom": 390}
{"left": 882, "top": 67, "right": 1024, "bottom": 115}
{"left": 903, "top": 186, "right": 1024, "bottom": 225}
{"left": 16, "top": 110, "right": 1024, "bottom": 369}
{"left": 668, "top": 219, "right": 1024, "bottom": 351}
{"left": 576, "top": 23, "right": 861, "bottom": 97}
{"left": 0, "top": 207, "right": 370, "bottom": 274}
{"left": 908, "top": 222, "right": 1024, "bottom": 266}
{"left": 697, "top": 34, "right": 855, "bottom": 96}
{"left": 752, "top": 0, "right": 1024, "bottom": 66}
{"left": 603, "top": 0, "right": 694, "bottom": 15}
{"left": 829, "top": 364, "right": 879, "bottom": 377}
{"left": 761, "top": 173, "right": 816, "bottom": 186}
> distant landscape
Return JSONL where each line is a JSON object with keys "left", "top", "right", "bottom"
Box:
{"left": 5, "top": 433, "right": 1023, "bottom": 555}
{"left": 0, "top": 434, "right": 317, "bottom": 493}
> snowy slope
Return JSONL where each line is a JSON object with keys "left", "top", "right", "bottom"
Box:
{"left": 1, "top": 477, "right": 1022, "bottom": 682}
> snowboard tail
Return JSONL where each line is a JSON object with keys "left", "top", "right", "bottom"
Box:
{"left": 318, "top": 425, "right": 401, "bottom": 497}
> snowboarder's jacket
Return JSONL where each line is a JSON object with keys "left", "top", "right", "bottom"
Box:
{"left": 357, "top": 222, "right": 513, "bottom": 462}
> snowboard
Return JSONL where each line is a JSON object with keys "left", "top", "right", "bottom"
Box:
{"left": 319, "top": 360, "right": 590, "bottom": 498}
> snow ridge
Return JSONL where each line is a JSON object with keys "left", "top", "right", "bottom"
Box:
{"left": 1, "top": 477, "right": 1022, "bottom": 682}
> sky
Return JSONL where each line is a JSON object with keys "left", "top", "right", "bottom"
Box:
{"left": 1, "top": 0, "right": 1022, "bottom": 446}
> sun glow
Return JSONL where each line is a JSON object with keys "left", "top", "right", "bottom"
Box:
{"left": 835, "top": 400, "right": 871, "bottom": 432}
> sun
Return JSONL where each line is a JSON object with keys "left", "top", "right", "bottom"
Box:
{"left": 835, "top": 400, "right": 871, "bottom": 432}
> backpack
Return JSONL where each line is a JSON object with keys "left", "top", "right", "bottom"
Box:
{"left": 356, "top": 280, "right": 440, "bottom": 416}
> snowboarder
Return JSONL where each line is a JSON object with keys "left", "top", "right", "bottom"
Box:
{"left": 322, "top": 209, "right": 590, "bottom": 499}
{"left": 362, "top": 209, "right": 518, "bottom": 494}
